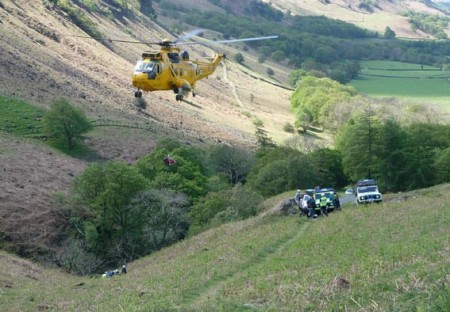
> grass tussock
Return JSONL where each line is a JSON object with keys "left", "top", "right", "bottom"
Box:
{"left": 1, "top": 185, "right": 450, "bottom": 311}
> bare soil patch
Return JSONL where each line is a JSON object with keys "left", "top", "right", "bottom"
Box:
{"left": 0, "top": 135, "right": 85, "bottom": 255}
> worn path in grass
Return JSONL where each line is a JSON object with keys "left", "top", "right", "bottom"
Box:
{"left": 187, "top": 213, "right": 311, "bottom": 308}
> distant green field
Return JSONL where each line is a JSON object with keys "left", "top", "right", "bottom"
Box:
{"left": 0, "top": 96, "right": 44, "bottom": 136}
{"left": 349, "top": 61, "right": 450, "bottom": 108}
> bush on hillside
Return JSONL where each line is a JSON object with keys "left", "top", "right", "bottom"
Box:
{"left": 247, "top": 147, "right": 318, "bottom": 197}
{"left": 43, "top": 98, "right": 93, "bottom": 150}
{"left": 189, "top": 183, "right": 263, "bottom": 236}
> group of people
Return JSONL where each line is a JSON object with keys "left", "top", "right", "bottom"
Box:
{"left": 102, "top": 264, "right": 127, "bottom": 278}
{"left": 294, "top": 189, "right": 340, "bottom": 219}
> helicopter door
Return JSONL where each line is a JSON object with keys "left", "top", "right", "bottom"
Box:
{"left": 150, "top": 63, "right": 165, "bottom": 89}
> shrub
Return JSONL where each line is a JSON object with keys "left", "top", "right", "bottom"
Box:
{"left": 43, "top": 98, "right": 93, "bottom": 150}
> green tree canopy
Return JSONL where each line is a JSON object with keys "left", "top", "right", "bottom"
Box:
{"left": 373, "top": 119, "right": 408, "bottom": 192}
{"left": 72, "top": 161, "right": 148, "bottom": 264}
{"left": 136, "top": 145, "right": 209, "bottom": 202}
{"left": 335, "top": 110, "right": 382, "bottom": 182}
{"left": 130, "top": 188, "right": 190, "bottom": 250}
{"left": 207, "top": 144, "right": 255, "bottom": 185}
{"left": 290, "top": 76, "right": 358, "bottom": 130}
{"left": 189, "top": 183, "right": 263, "bottom": 235}
{"left": 308, "top": 148, "right": 348, "bottom": 188}
{"left": 435, "top": 147, "right": 450, "bottom": 184}
{"left": 384, "top": 26, "right": 396, "bottom": 39}
{"left": 234, "top": 52, "right": 245, "bottom": 64}
{"left": 247, "top": 147, "right": 318, "bottom": 197}
{"left": 43, "top": 98, "right": 93, "bottom": 149}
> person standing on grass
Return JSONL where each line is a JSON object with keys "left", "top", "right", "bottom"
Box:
{"left": 301, "top": 193, "right": 313, "bottom": 217}
{"left": 320, "top": 194, "right": 328, "bottom": 216}
{"left": 334, "top": 193, "right": 341, "bottom": 210}
{"left": 294, "top": 189, "right": 302, "bottom": 210}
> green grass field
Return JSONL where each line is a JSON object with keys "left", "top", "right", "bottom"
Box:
{"left": 349, "top": 61, "right": 450, "bottom": 108}
{"left": 0, "top": 96, "right": 44, "bottom": 136}
{"left": 2, "top": 186, "right": 450, "bottom": 311}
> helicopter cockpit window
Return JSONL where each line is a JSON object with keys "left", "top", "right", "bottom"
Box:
{"left": 134, "top": 61, "right": 158, "bottom": 72}
{"left": 145, "top": 63, "right": 155, "bottom": 72}
{"left": 134, "top": 61, "right": 161, "bottom": 79}
{"left": 134, "top": 61, "right": 149, "bottom": 72}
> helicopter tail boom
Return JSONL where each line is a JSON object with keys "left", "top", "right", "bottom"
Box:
{"left": 194, "top": 53, "right": 225, "bottom": 80}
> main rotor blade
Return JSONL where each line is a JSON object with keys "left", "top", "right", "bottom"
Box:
{"left": 67, "top": 35, "right": 161, "bottom": 45}
{"left": 174, "top": 29, "right": 206, "bottom": 44}
{"left": 179, "top": 35, "right": 278, "bottom": 46}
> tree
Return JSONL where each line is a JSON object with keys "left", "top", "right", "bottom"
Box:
{"left": 189, "top": 192, "right": 228, "bottom": 232}
{"left": 234, "top": 52, "right": 245, "bottom": 64}
{"left": 373, "top": 119, "right": 408, "bottom": 192}
{"left": 329, "top": 69, "right": 347, "bottom": 84}
{"left": 208, "top": 144, "right": 255, "bottom": 185}
{"left": 140, "top": 0, "right": 156, "bottom": 18}
{"left": 342, "top": 61, "right": 361, "bottom": 80}
{"left": 71, "top": 161, "right": 148, "bottom": 264}
{"left": 308, "top": 148, "right": 348, "bottom": 188}
{"left": 335, "top": 108, "right": 382, "bottom": 181}
{"left": 136, "top": 145, "right": 209, "bottom": 201}
{"left": 400, "top": 123, "right": 441, "bottom": 190}
{"left": 43, "top": 98, "right": 93, "bottom": 149}
{"left": 131, "top": 189, "right": 190, "bottom": 250}
{"left": 253, "top": 119, "right": 276, "bottom": 148}
{"left": 288, "top": 69, "right": 307, "bottom": 87}
{"left": 213, "top": 183, "right": 263, "bottom": 221}
{"left": 384, "top": 26, "right": 396, "bottom": 39}
{"left": 435, "top": 147, "right": 450, "bottom": 184}
{"left": 189, "top": 184, "right": 263, "bottom": 235}
{"left": 290, "top": 76, "right": 357, "bottom": 129}
{"left": 270, "top": 50, "right": 285, "bottom": 62}
{"left": 247, "top": 147, "right": 318, "bottom": 197}
{"left": 56, "top": 238, "right": 102, "bottom": 275}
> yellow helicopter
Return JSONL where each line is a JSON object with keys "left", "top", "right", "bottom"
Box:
{"left": 75, "top": 29, "right": 277, "bottom": 101}
{"left": 129, "top": 29, "right": 277, "bottom": 101}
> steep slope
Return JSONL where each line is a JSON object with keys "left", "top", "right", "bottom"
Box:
{"left": 0, "top": 0, "right": 293, "bottom": 257}
{"left": 0, "top": 0, "right": 293, "bottom": 146}
{"left": 0, "top": 135, "right": 85, "bottom": 257}
{"left": 1, "top": 185, "right": 450, "bottom": 311}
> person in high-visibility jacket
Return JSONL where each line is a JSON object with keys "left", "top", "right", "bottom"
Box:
{"left": 319, "top": 194, "right": 329, "bottom": 216}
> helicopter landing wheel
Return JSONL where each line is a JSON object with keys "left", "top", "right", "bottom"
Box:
{"left": 134, "top": 91, "right": 142, "bottom": 98}
{"left": 176, "top": 94, "right": 183, "bottom": 101}
{"left": 192, "top": 92, "right": 196, "bottom": 97}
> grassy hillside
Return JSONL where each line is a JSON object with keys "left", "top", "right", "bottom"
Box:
{"left": 0, "top": 96, "right": 44, "bottom": 136}
{"left": 267, "top": 0, "right": 448, "bottom": 39}
{"left": 2, "top": 185, "right": 450, "bottom": 311}
{"left": 349, "top": 60, "right": 450, "bottom": 107}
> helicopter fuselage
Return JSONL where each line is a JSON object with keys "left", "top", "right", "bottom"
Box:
{"left": 132, "top": 46, "right": 224, "bottom": 100}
